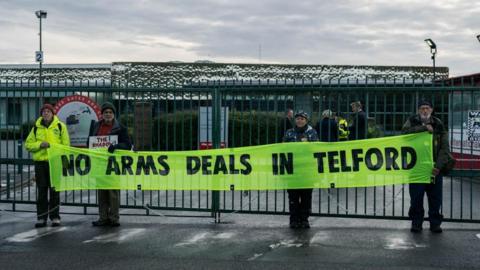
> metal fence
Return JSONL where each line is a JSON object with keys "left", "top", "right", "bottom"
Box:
{"left": 0, "top": 79, "right": 479, "bottom": 223}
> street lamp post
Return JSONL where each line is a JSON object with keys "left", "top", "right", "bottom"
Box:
{"left": 424, "top": 38, "right": 437, "bottom": 82}
{"left": 35, "top": 10, "right": 47, "bottom": 87}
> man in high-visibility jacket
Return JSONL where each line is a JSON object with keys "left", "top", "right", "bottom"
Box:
{"left": 25, "top": 103, "right": 70, "bottom": 228}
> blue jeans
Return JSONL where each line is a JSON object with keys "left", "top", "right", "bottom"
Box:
{"left": 408, "top": 174, "right": 443, "bottom": 227}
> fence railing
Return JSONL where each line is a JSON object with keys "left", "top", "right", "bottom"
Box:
{"left": 1, "top": 79, "right": 479, "bottom": 223}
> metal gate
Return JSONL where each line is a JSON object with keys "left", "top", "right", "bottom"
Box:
{"left": 0, "top": 79, "right": 479, "bottom": 223}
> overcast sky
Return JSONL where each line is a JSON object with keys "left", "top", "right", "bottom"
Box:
{"left": 1, "top": 0, "right": 479, "bottom": 76}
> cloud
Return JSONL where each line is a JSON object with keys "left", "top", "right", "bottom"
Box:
{"left": 0, "top": 0, "right": 479, "bottom": 76}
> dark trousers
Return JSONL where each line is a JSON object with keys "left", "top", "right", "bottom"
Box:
{"left": 409, "top": 174, "right": 443, "bottom": 227}
{"left": 98, "top": 190, "right": 120, "bottom": 223}
{"left": 288, "top": 189, "right": 313, "bottom": 222}
{"left": 35, "top": 161, "right": 60, "bottom": 221}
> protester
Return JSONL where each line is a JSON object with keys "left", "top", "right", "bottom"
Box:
{"left": 89, "top": 102, "right": 132, "bottom": 227}
{"left": 402, "top": 100, "right": 451, "bottom": 233}
{"left": 26, "top": 103, "right": 70, "bottom": 228}
{"left": 337, "top": 113, "right": 349, "bottom": 141}
{"left": 279, "top": 108, "right": 294, "bottom": 142}
{"left": 283, "top": 110, "right": 319, "bottom": 228}
{"left": 348, "top": 101, "right": 367, "bottom": 140}
{"left": 316, "top": 109, "right": 338, "bottom": 142}
{"left": 284, "top": 108, "right": 294, "bottom": 130}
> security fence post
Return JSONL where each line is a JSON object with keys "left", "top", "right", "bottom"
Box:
{"left": 6, "top": 173, "right": 10, "bottom": 199}
{"left": 17, "top": 140, "right": 23, "bottom": 174}
{"left": 211, "top": 86, "right": 221, "bottom": 223}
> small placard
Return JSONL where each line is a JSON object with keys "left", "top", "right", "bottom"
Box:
{"left": 88, "top": 135, "right": 118, "bottom": 149}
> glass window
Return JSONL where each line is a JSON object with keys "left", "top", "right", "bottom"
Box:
{"left": 7, "top": 99, "right": 21, "bottom": 125}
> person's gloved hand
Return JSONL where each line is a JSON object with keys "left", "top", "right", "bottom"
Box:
{"left": 108, "top": 144, "right": 117, "bottom": 153}
{"left": 40, "top": 141, "right": 50, "bottom": 149}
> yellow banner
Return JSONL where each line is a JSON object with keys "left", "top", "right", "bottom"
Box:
{"left": 48, "top": 132, "right": 433, "bottom": 191}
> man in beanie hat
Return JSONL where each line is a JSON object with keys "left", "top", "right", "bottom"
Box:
{"left": 402, "top": 99, "right": 451, "bottom": 233}
{"left": 283, "top": 110, "right": 319, "bottom": 229}
{"left": 101, "top": 102, "right": 116, "bottom": 115}
{"left": 89, "top": 101, "right": 131, "bottom": 227}
{"left": 25, "top": 103, "right": 70, "bottom": 228}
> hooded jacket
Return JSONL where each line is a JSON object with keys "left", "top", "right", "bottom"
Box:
{"left": 25, "top": 116, "right": 70, "bottom": 161}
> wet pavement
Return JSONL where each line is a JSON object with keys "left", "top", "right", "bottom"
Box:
{"left": 0, "top": 204, "right": 479, "bottom": 269}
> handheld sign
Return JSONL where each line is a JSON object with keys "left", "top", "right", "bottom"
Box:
{"left": 88, "top": 135, "right": 118, "bottom": 149}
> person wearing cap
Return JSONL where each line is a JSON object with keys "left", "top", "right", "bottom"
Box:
{"left": 402, "top": 100, "right": 451, "bottom": 233}
{"left": 283, "top": 110, "right": 319, "bottom": 228}
{"left": 315, "top": 109, "right": 338, "bottom": 142}
{"left": 348, "top": 101, "right": 367, "bottom": 140}
{"left": 89, "top": 102, "right": 132, "bottom": 227}
{"left": 25, "top": 103, "right": 70, "bottom": 228}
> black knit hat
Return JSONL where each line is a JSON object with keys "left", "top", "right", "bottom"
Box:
{"left": 101, "top": 102, "right": 116, "bottom": 115}
{"left": 418, "top": 99, "right": 432, "bottom": 108}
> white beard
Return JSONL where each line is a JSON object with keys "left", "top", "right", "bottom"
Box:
{"left": 420, "top": 113, "right": 431, "bottom": 123}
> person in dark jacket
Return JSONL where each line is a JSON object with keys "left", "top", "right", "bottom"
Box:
{"left": 283, "top": 110, "right": 319, "bottom": 229}
{"left": 348, "top": 101, "right": 367, "bottom": 140}
{"left": 89, "top": 102, "right": 132, "bottom": 227}
{"left": 316, "top": 109, "right": 339, "bottom": 142}
{"left": 402, "top": 100, "right": 451, "bottom": 233}
{"left": 279, "top": 108, "right": 294, "bottom": 142}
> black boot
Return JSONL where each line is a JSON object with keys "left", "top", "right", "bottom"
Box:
{"left": 430, "top": 225, "right": 442, "bottom": 233}
{"left": 92, "top": 220, "right": 110, "bottom": 227}
{"left": 300, "top": 219, "right": 310, "bottom": 229}
{"left": 289, "top": 216, "right": 300, "bottom": 229}
{"left": 35, "top": 220, "right": 47, "bottom": 228}
{"left": 410, "top": 222, "right": 422, "bottom": 233}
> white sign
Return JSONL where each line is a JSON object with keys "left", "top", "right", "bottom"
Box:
{"left": 449, "top": 93, "right": 480, "bottom": 169}
{"left": 198, "top": 106, "right": 228, "bottom": 149}
{"left": 55, "top": 95, "right": 102, "bottom": 147}
{"left": 88, "top": 135, "right": 118, "bottom": 149}
{"left": 467, "top": 110, "right": 480, "bottom": 142}
{"left": 35, "top": 51, "right": 43, "bottom": 63}
{"left": 450, "top": 128, "right": 480, "bottom": 156}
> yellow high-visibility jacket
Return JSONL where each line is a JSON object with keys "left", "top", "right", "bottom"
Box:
{"left": 25, "top": 116, "right": 70, "bottom": 161}
{"left": 338, "top": 118, "right": 350, "bottom": 140}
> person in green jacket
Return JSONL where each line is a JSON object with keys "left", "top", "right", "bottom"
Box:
{"left": 336, "top": 114, "right": 350, "bottom": 141}
{"left": 25, "top": 103, "right": 70, "bottom": 228}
